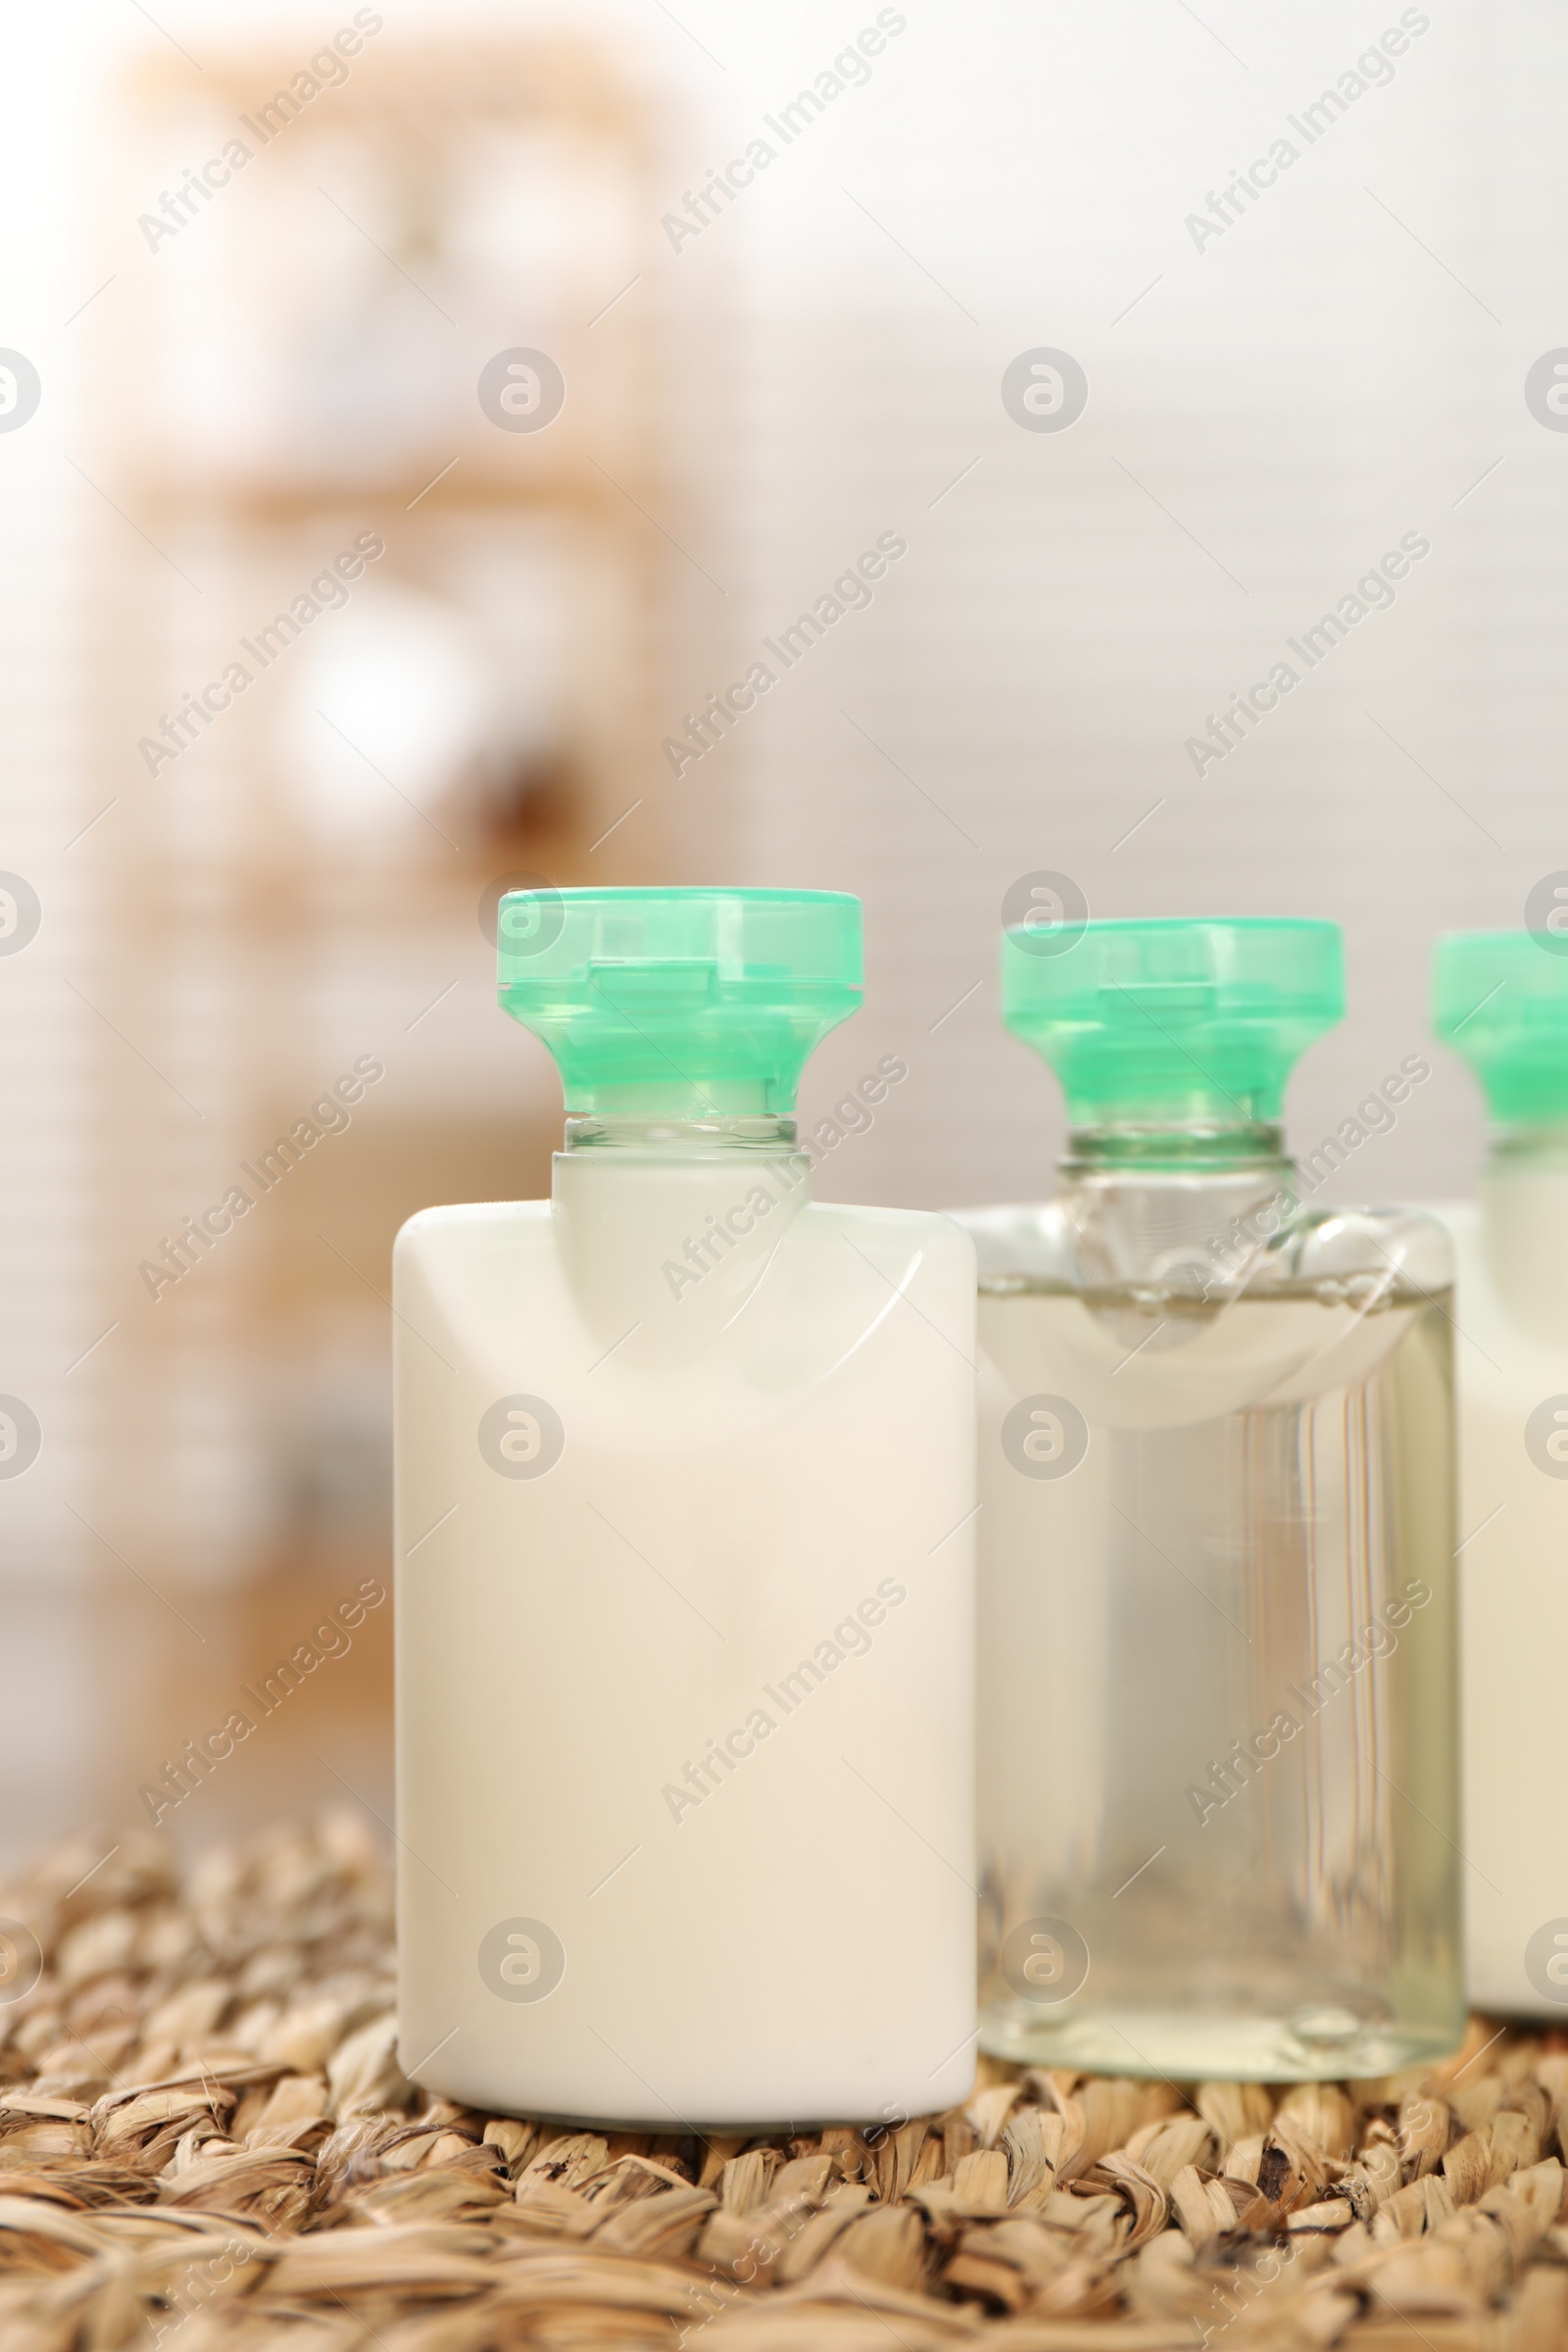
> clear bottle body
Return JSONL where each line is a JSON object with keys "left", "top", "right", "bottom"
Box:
{"left": 1437, "top": 1131, "right": 1568, "bottom": 2015}
{"left": 958, "top": 1130, "right": 1464, "bottom": 2080}
{"left": 394, "top": 1119, "right": 977, "bottom": 2128}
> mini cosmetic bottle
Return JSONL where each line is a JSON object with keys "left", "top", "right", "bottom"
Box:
{"left": 394, "top": 887, "right": 976, "bottom": 2127}
{"left": 957, "top": 917, "right": 1463, "bottom": 2080}
{"left": 1434, "top": 931, "right": 1568, "bottom": 2016}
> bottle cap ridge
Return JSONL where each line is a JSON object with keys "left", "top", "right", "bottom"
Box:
{"left": 498, "top": 886, "right": 862, "bottom": 1117}
{"left": 1435, "top": 929, "right": 1568, "bottom": 1124}
{"left": 1001, "top": 915, "right": 1345, "bottom": 1128}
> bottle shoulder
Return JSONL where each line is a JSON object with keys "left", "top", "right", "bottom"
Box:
{"left": 392, "top": 1190, "right": 973, "bottom": 1386}
{"left": 395, "top": 1194, "right": 974, "bottom": 1286}
{"left": 395, "top": 1200, "right": 550, "bottom": 1258}
{"left": 956, "top": 1195, "right": 1452, "bottom": 1296}
{"left": 809, "top": 1199, "right": 976, "bottom": 1265}
{"left": 1291, "top": 1202, "right": 1453, "bottom": 1289}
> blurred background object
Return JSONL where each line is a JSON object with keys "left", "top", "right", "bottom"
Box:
{"left": 77, "top": 32, "right": 682, "bottom": 1836}
{"left": 0, "top": 0, "right": 1556, "bottom": 1858}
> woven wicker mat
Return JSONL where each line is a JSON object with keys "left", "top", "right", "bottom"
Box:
{"left": 1, "top": 1817, "right": 1564, "bottom": 2350}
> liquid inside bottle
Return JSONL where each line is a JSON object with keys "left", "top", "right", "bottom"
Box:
{"left": 972, "top": 1246, "right": 1460, "bottom": 2078}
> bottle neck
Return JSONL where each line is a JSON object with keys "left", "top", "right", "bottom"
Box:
{"left": 1054, "top": 1122, "right": 1295, "bottom": 1296}
{"left": 563, "top": 1113, "right": 799, "bottom": 1158}
{"left": 1059, "top": 1120, "right": 1291, "bottom": 1180}
{"left": 1477, "top": 1125, "right": 1568, "bottom": 1327}
{"left": 1485, "top": 1122, "right": 1568, "bottom": 1173}
{"left": 551, "top": 1113, "right": 811, "bottom": 1361}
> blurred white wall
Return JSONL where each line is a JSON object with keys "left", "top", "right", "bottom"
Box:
{"left": 658, "top": 1, "right": 1550, "bottom": 1215}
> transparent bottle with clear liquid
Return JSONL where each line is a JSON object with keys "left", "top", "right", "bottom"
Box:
{"left": 957, "top": 917, "right": 1464, "bottom": 2081}
{"left": 1433, "top": 931, "right": 1568, "bottom": 2017}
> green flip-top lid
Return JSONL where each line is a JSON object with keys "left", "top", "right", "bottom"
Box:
{"left": 1434, "top": 930, "right": 1568, "bottom": 1123}
{"left": 1001, "top": 916, "right": 1344, "bottom": 1127}
{"left": 498, "top": 886, "right": 861, "bottom": 1116}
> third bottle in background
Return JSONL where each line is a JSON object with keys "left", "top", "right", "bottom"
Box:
{"left": 1434, "top": 930, "right": 1568, "bottom": 2019}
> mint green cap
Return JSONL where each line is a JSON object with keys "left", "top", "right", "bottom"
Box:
{"left": 1434, "top": 931, "right": 1568, "bottom": 1123}
{"left": 1001, "top": 916, "right": 1344, "bottom": 1126}
{"left": 498, "top": 887, "right": 861, "bottom": 1116}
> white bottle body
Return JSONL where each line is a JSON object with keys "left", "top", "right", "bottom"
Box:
{"left": 393, "top": 1151, "right": 977, "bottom": 2128}
{"left": 1437, "top": 1155, "right": 1568, "bottom": 2016}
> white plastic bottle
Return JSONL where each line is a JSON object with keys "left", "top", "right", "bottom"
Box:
{"left": 394, "top": 887, "right": 976, "bottom": 2127}
{"left": 1435, "top": 931, "right": 1568, "bottom": 2017}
